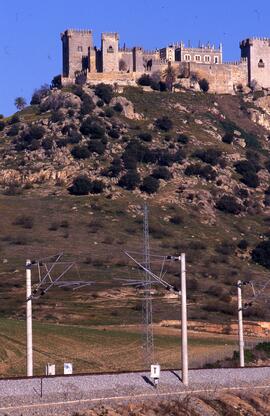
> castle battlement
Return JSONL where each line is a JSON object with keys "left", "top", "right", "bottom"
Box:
{"left": 61, "top": 28, "right": 270, "bottom": 93}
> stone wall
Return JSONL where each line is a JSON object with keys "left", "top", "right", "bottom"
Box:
{"left": 241, "top": 38, "right": 270, "bottom": 88}
{"left": 118, "top": 50, "right": 133, "bottom": 72}
{"left": 177, "top": 60, "right": 248, "bottom": 94}
{"left": 61, "top": 29, "right": 93, "bottom": 78}
{"left": 102, "top": 33, "right": 119, "bottom": 72}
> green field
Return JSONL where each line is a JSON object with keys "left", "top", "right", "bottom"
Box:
{"left": 0, "top": 318, "right": 238, "bottom": 378}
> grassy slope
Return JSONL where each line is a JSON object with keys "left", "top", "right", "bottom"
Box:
{"left": 0, "top": 87, "right": 270, "bottom": 376}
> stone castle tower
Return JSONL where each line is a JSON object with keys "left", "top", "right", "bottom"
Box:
{"left": 61, "top": 29, "right": 93, "bottom": 78}
{"left": 240, "top": 38, "right": 270, "bottom": 88}
{"left": 101, "top": 33, "right": 119, "bottom": 72}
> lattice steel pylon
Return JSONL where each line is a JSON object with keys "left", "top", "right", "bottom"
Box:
{"left": 142, "top": 204, "right": 154, "bottom": 366}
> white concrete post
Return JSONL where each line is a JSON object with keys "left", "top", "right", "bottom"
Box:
{"left": 237, "top": 280, "right": 245, "bottom": 368}
{"left": 26, "top": 259, "right": 33, "bottom": 377}
{"left": 181, "top": 253, "right": 188, "bottom": 386}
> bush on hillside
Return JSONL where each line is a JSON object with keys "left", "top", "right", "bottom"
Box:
{"left": 94, "top": 84, "right": 113, "bottom": 104}
{"left": 51, "top": 110, "right": 64, "bottom": 123}
{"left": 222, "top": 133, "right": 234, "bottom": 144}
{"left": 177, "top": 134, "right": 189, "bottom": 144}
{"left": 113, "top": 102, "right": 123, "bottom": 113}
{"left": 252, "top": 240, "right": 270, "bottom": 269}
{"left": 80, "top": 93, "right": 95, "bottom": 115}
{"left": 184, "top": 163, "right": 217, "bottom": 181}
{"left": 9, "top": 115, "right": 20, "bottom": 124}
{"left": 241, "top": 171, "right": 260, "bottom": 188}
{"left": 140, "top": 176, "right": 159, "bottom": 194}
{"left": 234, "top": 160, "right": 257, "bottom": 175}
{"left": 118, "top": 170, "right": 140, "bottom": 190}
{"left": 108, "top": 129, "right": 120, "bottom": 139}
{"left": 68, "top": 176, "right": 92, "bottom": 195}
{"left": 71, "top": 145, "right": 90, "bottom": 159}
{"left": 0, "top": 120, "right": 5, "bottom": 131}
{"left": 192, "top": 148, "right": 222, "bottom": 166}
{"left": 31, "top": 84, "right": 50, "bottom": 105}
{"left": 80, "top": 118, "right": 105, "bottom": 138}
{"left": 238, "top": 239, "right": 249, "bottom": 250}
{"left": 152, "top": 166, "right": 172, "bottom": 180}
{"left": 103, "top": 157, "right": 122, "bottom": 177}
{"left": 138, "top": 132, "right": 152, "bottom": 142}
{"left": 216, "top": 195, "right": 242, "bottom": 215}
{"left": 88, "top": 140, "right": 106, "bottom": 155}
{"left": 137, "top": 74, "right": 152, "bottom": 86}
{"left": 7, "top": 124, "right": 19, "bottom": 137}
{"left": 155, "top": 116, "right": 173, "bottom": 131}
{"left": 42, "top": 137, "right": 54, "bottom": 150}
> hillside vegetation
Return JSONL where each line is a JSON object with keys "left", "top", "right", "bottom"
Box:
{"left": 1, "top": 83, "right": 270, "bottom": 333}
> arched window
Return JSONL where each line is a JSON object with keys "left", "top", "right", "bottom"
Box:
{"left": 195, "top": 55, "right": 201, "bottom": 62}
{"left": 214, "top": 56, "right": 219, "bottom": 64}
{"left": 204, "top": 55, "right": 211, "bottom": 63}
{"left": 258, "top": 59, "right": 265, "bottom": 68}
{"left": 107, "top": 45, "right": 114, "bottom": 53}
{"left": 184, "top": 54, "right": 191, "bottom": 61}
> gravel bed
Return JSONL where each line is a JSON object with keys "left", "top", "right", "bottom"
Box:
{"left": 1, "top": 367, "right": 270, "bottom": 415}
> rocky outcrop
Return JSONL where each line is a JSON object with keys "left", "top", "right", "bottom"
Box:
{"left": 110, "top": 97, "right": 143, "bottom": 120}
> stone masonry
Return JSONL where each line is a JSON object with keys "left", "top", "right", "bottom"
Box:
{"left": 61, "top": 29, "right": 270, "bottom": 94}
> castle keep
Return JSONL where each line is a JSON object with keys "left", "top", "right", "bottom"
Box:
{"left": 61, "top": 29, "right": 270, "bottom": 94}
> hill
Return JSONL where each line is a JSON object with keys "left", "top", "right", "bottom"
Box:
{"left": 1, "top": 84, "right": 270, "bottom": 375}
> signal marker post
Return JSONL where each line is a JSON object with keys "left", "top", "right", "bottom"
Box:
{"left": 26, "top": 259, "right": 33, "bottom": 377}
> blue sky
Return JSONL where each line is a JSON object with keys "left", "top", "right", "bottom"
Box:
{"left": 1, "top": 0, "right": 269, "bottom": 116}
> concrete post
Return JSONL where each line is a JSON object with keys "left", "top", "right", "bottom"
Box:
{"left": 181, "top": 253, "right": 188, "bottom": 386}
{"left": 26, "top": 259, "right": 33, "bottom": 377}
{"left": 237, "top": 280, "right": 245, "bottom": 368}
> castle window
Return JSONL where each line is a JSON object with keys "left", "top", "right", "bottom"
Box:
{"left": 204, "top": 55, "right": 211, "bottom": 63}
{"left": 258, "top": 59, "right": 265, "bottom": 68}
{"left": 195, "top": 55, "right": 201, "bottom": 62}
{"left": 214, "top": 56, "right": 219, "bottom": 64}
{"left": 184, "top": 54, "right": 191, "bottom": 61}
{"left": 107, "top": 46, "right": 114, "bottom": 53}
{"left": 78, "top": 46, "right": 83, "bottom": 52}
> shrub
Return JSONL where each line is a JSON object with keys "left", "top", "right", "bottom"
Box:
{"left": 96, "top": 99, "right": 104, "bottom": 108}
{"left": 222, "top": 133, "right": 234, "bottom": 144}
{"left": 104, "top": 158, "right": 122, "bottom": 177}
{"left": 140, "top": 176, "right": 159, "bottom": 194}
{"left": 234, "top": 160, "right": 256, "bottom": 175}
{"left": 68, "top": 131, "right": 82, "bottom": 144}
{"left": 152, "top": 166, "right": 172, "bottom": 180}
{"left": 199, "top": 78, "right": 209, "bottom": 92}
{"left": 51, "top": 110, "right": 64, "bottom": 123}
{"left": 113, "top": 102, "right": 123, "bottom": 113}
{"left": 177, "top": 134, "right": 189, "bottom": 144}
{"left": 9, "top": 115, "right": 20, "bottom": 124}
{"left": 192, "top": 148, "right": 222, "bottom": 166}
{"left": 215, "top": 241, "right": 236, "bottom": 255}
{"left": 13, "top": 215, "right": 34, "bottom": 229}
{"left": 170, "top": 215, "right": 183, "bottom": 225}
{"left": 118, "top": 170, "right": 140, "bottom": 190}
{"left": 94, "top": 83, "right": 113, "bottom": 104}
{"left": 80, "top": 118, "right": 105, "bottom": 138}
{"left": 80, "top": 93, "right": 95, "bottom": 115}
{"left": 68, "top": 175, "right": 92, "bottom": 195}
{"left": 104, "top": 107, "right": 114, "bottom": 118}
{"left": 252, "top": 240, "right": 270, "bottom": 269}
{"left": 155, "top": 116, "right": 173, "bottom": 131}
{"left": 108, "top": 129, "right": 120, "bottom": 139}
{"left": 184, "top": 163, "right": 217, "bottom": 181}
{"left": 241, "top": 171, "right": 260, "bottom": 188}
{"left": 41, "top": 137, "right": 53, "bottom": 150}
{"left": 138, "top": 132, "right": 152, "bottom": 142}
{"left": 216, "top": 195, "right": 242, "bottom": 215}
{"left": 90, "top": 180, "right": 105, "bottom": 194}
{"left": 7, "top": 124, "right": 19, "bottom": 137}
{"left": 88, "top": 140, "right": 106, "bottom": 155}
{"left": 137, "top": 74, "right": 152, "bottom": 86}
{"left": 30, "top": 84, "right": 50, "bottom": 105}
{"left": 0, "top": 120, "right": 5, "bottom": 131}
{"left": 28, "top": 125, "right": 45, "bottom": 140}
{"left": 71, "top": 145, "right": 90, "bottom": 159}
{"left": 238, "top": 239, "right": 249, "bottom": 250}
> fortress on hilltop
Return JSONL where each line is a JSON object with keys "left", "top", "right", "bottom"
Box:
{"left": 61, "top": 29, "right": 270, "bottom": 94}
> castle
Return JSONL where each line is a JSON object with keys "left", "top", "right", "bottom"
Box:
{"left": 61, "top": 29, "right": 270, "bottom": 94}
